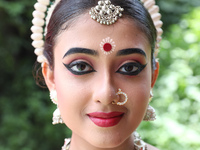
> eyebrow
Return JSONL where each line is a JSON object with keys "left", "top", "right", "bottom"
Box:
{"left": 116, "top": 48, "right": 146, "bottom": 57}
{"left": 63, "top": 47, "right": 98, "bottom": 58}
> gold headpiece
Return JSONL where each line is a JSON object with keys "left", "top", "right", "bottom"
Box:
{"left": 89, "top": 0, "right": 124, "bottom": 25}
{"left": 31, "top": 0, "right": 163, "bottom": 65}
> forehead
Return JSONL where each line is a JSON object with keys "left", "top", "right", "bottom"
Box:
{"left": 55, "top": 13, "right": 151, "bottom": 56}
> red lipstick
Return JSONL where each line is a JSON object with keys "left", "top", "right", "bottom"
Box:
{"left": 87, "top": 112, "right": 124, "bottom": 127}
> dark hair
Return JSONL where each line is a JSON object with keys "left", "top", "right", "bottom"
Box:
{"left": 34, "top": 0, "right": 157, "bottom": 87}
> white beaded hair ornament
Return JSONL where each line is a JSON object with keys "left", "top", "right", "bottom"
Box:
{"left": 31, "top": 0, "right": 163, "bottom": 65}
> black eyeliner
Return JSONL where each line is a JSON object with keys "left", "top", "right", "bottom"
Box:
{"left": 63, "top": 62, "right": 96, "bottom": 75}
{"left": 116, "top": 62, "right": 147, "bottom": 76}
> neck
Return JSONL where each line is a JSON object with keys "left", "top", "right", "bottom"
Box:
{"left": 69, "top": 133, "right": 136, "bottom": 150}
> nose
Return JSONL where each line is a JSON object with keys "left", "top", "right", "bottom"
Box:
{"left": 92, "top": 73, "right": 119, "bottom": 105}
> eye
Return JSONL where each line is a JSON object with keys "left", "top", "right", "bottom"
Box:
{"left": 116, "top": 62, "right": 147, "bottom": 76}
{"left": 63, "top": 61, "right": 95, "bottom": 75}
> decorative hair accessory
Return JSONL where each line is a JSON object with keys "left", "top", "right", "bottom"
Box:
{"left": 50, "top": 90, "right": 64, "bottom": 124}
{"left": 141, "top": 0, "right": 163, "bottom": 56}
{"left": 100, "top": 37, "right": 116, "bottom": 55}
{"left": 89, "top": 0, "right": 124, "bottom": 25}
{"left": 112, "top": 89, "right": 128, "bottom": 106}
{"left": 31, "top": 0, "right": 163, "bottom": 65}
{"left": 31, "top": 0, "right": 61, "bottom": 66}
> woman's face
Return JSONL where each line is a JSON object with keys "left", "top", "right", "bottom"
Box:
{"left": 44, "top": 14, "right": 158, "bottom": 149}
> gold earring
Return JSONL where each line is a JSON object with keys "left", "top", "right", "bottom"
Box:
{"left": 52, "top": 107, "right": 64, "bottom": 125}
{"left": 143, "top": 90, "right": 156, "bottom": 121}
{"left": 143, "top": 105, "right": 156, "bottom": 121}
{"left": 149, "top": 89, "right": 153, "bottom": 102}
{"left": 50, "top": 90, "right": 64, "bottom": 125}
{"left": 50, "top": 90, "right": 58, "bottom": 104}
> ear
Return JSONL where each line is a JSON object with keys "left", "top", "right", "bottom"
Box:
{"left": 151, "top": 60, "right": 159, "bottom": 88}
{"left": 42, "top": 62, "right": 55, "bottom": 91}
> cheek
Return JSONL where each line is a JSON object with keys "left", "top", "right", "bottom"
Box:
{"left": 128, "top": 83, "right": 150, "bottom": 110}
{"left": 55, "top": 82, "right": 83, "bottom": 126}
{"left": 54, "top": 70, "right": 90, "bottom": 125}
{"left": 126, "top": 85, "right": 150, "bottom": 126}
{"left": 53, "top": 65, "right": 77, "bottom": 120}
{"left": 127, "top": 64, "right": 152, "bottom": 115}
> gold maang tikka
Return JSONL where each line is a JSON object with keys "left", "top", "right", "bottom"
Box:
{"left": 89, "top": 0, "right": 124, "bottom": 25}
{"left": 31, "top": 0, "right": 163, "bottom": 65}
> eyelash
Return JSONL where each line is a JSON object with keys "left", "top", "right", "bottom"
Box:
{"left": 63, "top": 61, "right": 95, "bottom": 75}
{"left": 63, "top": 61, "right": 146, "bottom": 76}
{"left": 116, "top": 62, "right": 147, "bottom": 76}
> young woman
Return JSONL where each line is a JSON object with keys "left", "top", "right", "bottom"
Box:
{"left": 31, "top": 0, "right": 163, "bottom": 149}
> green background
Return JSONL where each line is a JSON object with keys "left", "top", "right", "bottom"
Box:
{"left": 0, "top": 0, "right": 200, "bottom": 149}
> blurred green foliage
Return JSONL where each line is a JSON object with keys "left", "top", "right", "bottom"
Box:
{"left": 0, "top": 0, "right": 200, "bottom": 149}
{"left": 138, "top": 7, "right": 200, "bottom": 150}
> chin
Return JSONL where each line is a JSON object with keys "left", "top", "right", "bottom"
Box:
{"left": 88, "top": 134, "right": 125, "bottom": 149}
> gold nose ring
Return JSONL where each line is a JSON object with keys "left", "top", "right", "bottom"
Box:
{"left": 112, "top": 89, "right": 128, "bottom": 106}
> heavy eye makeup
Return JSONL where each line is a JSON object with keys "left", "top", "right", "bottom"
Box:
{"left": 116, "top": 48, "right": 147, "bottom": 76}
{"left": 64, "top": 59, "right": 146, "bottom": 76}
{"left": 116, "top": 61, "right": 147, "bottom": 76}
{"left": 62, "top": 47, "right": 147, "bottom": 76}
{"left": 63, "top": 60, "right": 96, "bottom": 75}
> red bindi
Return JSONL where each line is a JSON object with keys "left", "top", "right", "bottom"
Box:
{"left": 100, "top": 37, "right": 116, "bottom": 55}
{"left": 103, "top": 43, "right": 112, "bottom": 52}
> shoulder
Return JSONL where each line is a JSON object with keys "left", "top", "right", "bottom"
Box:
{"left": 146, "top": 143, "right": 160, "bottom": 150}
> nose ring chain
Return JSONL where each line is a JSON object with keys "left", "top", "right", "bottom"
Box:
{"left": 112, "top": 89, "right": 128, "bottom": 106}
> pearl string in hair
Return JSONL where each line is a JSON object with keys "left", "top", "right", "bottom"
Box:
{"left": 31, "top": 0, "right": 61, "bottom": 66}
{"left": 140, "top": 0, "right": 163, "bottom": 57}
{"left": 31, "top": 0, "right": 163, "bottom": 65}
{"left": 141, "top": 0, "right": 163, "bottom": 57}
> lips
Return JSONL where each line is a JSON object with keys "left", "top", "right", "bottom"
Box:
{"left": 87, "top": 112, "right": 124, "bottom": 127}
